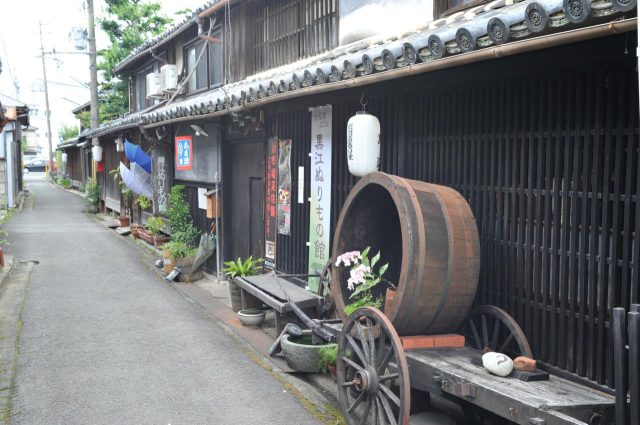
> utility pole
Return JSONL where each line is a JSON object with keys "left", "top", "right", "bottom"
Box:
{"left": 39, "top": 21, "right": 55, "bottom": 179}
{"left": 87, "top": 0, "right": 99, "bottom": 180}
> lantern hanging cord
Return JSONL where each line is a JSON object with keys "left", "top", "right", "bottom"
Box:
{"left": 360, "top": 92, "right": 367, "bottom": 111}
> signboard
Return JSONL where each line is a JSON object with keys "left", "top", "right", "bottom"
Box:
{"left": 198, "top": 187, "right": 207, "bottom": 210}
{"left": 175, "top": 135, "right": 193, "bottom": 171}
{"left": 278, "top": 139, "right": 292, "bottom": 235}
{"left": 307, "top": 105, "right": 332, "bottom": 291}
{"left": 152, "top": 143, "right": 171, "bottom": 215}
{"left": 264, "top": 137, "right": 278, "bottom": 271}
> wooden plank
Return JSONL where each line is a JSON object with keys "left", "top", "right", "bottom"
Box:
{"left": 612, "top": 307, "right": 627, "bottom": 425}
{"left": 629, "top": 311, "right": 640, "bottom": 424}
{"left": 240, "top": 274, "right": 322, "bottom": 304}
{"left": 524, "top": 80, "right": 536, "bottom": 343}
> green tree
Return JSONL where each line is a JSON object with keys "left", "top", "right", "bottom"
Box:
{"left": 58, "top": 124, "right": 79, "bottom": 141}
{"left": 97, "top": 0, "right": 171, "bottom": 122}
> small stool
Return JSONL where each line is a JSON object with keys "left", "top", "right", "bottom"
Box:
{"left": 409, "top": 412, "right": 457, "bottom": 425}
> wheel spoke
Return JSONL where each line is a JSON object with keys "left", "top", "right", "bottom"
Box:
{"left": 379, "top": 373, "right": 399, "bottom": 382}
{"left": 341, "top": 381, "right": 355, "bottom": 387}
{"left": 346, "top": 334, "right": 368, "bottom": 366}
{"left": 365, "top": 317, "right": 376, "bottom": 365}
{"left": 491, "top": 315, "right": 501, "bottom": 349}
{"left": 342, "top": 356, "right": 364, "bottom": 372}
{"left": 498, "top": 332, "right": 515, "bottom": 354}
{"left": 469, "top": 320, "right": 482, "bottom": 351}
{"left": 355, "top": 322, "right": 371, "bottom": 363}
{"left": 377, "top": 346, "right": 394, "bottom": 374}
{"left": 377, "top": 392, "right": 398, "bottom": 425}
{"left": 374, "top": 396, "right": 383, "bottom": 425}
{"left": 348, "top": 390, "right": 366, "bottom": 414}
{"left": 357, "top": 396, "right": 372, "bottom": 425}
{"left": 379, "top": 382, "right": 401, "bottom": 407}
{"left": 481, "top": 314, "right": 489, "bottom": 348}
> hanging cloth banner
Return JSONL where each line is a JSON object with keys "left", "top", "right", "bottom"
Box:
{"left": 307, "top": 105, "right": 332, "bottom": 291}
{"left": 264, "top": 137, "right": 278, "bottom": 271}
{"left": 278, "top": 139, "right": 292, "bottom": 235}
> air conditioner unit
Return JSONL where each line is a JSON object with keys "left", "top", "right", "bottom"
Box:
{"left": 161, "top": 64, "right": 178, "bottom": 91}
{"left": 146, "top": 72, "right": 162, "bottom": 97}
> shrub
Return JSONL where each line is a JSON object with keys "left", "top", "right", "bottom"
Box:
{"left": 167, "top": 185, "right": 199, "bottom": 245}
{"left": 163, "top": 240, "right": 198, "bottom": 260}
{"left": 84, "top": 179, "right": 100, "bottom": 213}
{"left": 146, "top": 216, "right": 165, "bottom": 236}
{"left": 223, "top": 256, "right": 264, "bottom": 279}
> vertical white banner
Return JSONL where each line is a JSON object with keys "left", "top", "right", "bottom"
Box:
{"left": 307, "top": 105, "right": 332, "bottom": 291}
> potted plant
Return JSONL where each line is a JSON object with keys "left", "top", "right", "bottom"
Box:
{"left": 119, "top": 187, "right": 133, "bottom": 227}
{"left": 163, "top": 240, "right": 200, "bottom": 278}
{"left": 84, "top": 179, "right": 100, "bottom": 213}
{"left": 334, "top": 247, "right": 396, "bottom": 316}
{"left": 132, "top": 195, "right": 152, "bottom": 238}
{"left": 167, "top": 185, "right": 199, "bottom": 245}
{"left": 223, "top": 256, "right": 264, "bottom": 312}
{"left": 317, "top": 344, "right": 338, "bottom": 380}
{"left": 146, "top": 216, "right": 168, "bottom": 248}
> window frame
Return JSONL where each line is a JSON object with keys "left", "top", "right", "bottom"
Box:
{"left": 183, "top": 25, "right": 224, "bottom": 95}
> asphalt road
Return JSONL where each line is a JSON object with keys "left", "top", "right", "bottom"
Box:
{"left": 5, "top": 175, "right": 325, "bottom": 425}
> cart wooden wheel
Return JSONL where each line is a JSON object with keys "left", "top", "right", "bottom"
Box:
{"left": 316, "top": 260, "right": 335, "bottom": 316}
{"left": 337, "top": 307, "right": 410, "bottom": 425}
{"left": 464, "top": 305, "right": 533, "bottom": 358}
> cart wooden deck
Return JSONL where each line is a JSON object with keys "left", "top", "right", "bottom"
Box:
{"left": 405, "top": 347, "right": 615, "bottom": 425}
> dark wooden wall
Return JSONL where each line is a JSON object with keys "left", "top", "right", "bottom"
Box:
{"left": 265, "top": 34, "right": 639, "bottom": 391}
{"left": 229, "top": 0, "right": 337, "bottom": 80}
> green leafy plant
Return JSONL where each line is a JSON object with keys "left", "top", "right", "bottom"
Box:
{"left": 84, "top": 179, "right": 100, "bottom": 212}
{"left": 146, "top": 216, "right": 165, "bottom": 237}
{"left": 108, "top": 166, "right": 120, "bottom": 180}
{"left": 167, "top": 185, "right": 199, "bottom": 245}
{"left": 134, "top": 195, "right": 152, "bottom": 210}
{"left": 344, "top": 292, "right": 383, "bottom": 316}
{"left": 163, "top": 240, "right": 198, "bottom": 260}
{"left": 56, "top": 177, "right": 71, "bottom": 189}
{"left": 223, "top": 256, "right": 264, "bottom": 279}
{"left": 317, "top": 345, "right": 338, "bottom": 373}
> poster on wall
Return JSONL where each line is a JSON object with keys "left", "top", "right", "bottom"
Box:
{"left": 264, "top": 137, "right": 278, "bottom": 271}
{"left": 175, "top": 135, "right": 193, "bottom": 171}
{"left": 278, "top": 139, "right": 292, "bottom": 235}
{"left": 307, "top": 105, "right": 332, "bottom": 291}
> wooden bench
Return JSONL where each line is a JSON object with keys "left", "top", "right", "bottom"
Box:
{"left": 234, "top": 274, "right": 324, "bottom": 332}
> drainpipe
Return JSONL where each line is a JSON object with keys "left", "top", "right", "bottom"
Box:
{"left": 143, "top": 18, "right": 637, "bottom": 129}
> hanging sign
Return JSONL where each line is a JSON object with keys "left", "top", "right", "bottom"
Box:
{"left": 152, "top": 144, "right": 171, "bottom": 215}
{"left": 278, "top": 139, "right": 292, "bottom": 235}
{"left": 264, "top": 137, "right": 278, "bottom": 271}
{"left": 307, "top": 105, "right": 332, "bottom": 291}
{"left": 175, "top": 135, "right": 193, "bottom": 170}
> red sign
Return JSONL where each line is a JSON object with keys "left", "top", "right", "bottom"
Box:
{"left": 175, "top": 135, "right": 193, "bottom": 171}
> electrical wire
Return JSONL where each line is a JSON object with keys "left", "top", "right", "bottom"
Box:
{"left": 165, "top": 17, "right": 215, "bottom": 107}
{"left": 0, "top": 28, "right": 19, "bottom": 96}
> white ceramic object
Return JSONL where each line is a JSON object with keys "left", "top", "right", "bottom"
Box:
{"left": 482, "top": 352, "right": 514, "bottom": 377}
{"left": 346, "top": 111, "right": 380, "bottom": 177}
{"left": 92, "top": 145, "right": 103, "bottom": 162}
{"left": 237, "top": 309, "right": 266, "bottom": 327}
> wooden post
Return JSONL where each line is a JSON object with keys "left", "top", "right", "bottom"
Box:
{"left": 628, "top": 311, "right": 640, "bottom": 425}
{"left": 612, "top": 308, "right": 627, "bottom": 425}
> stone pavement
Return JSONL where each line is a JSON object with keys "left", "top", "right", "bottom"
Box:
{"left": 3, "top": 176, "right": 340, "bottom": 425}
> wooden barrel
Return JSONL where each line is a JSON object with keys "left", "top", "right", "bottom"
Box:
{"left": 331, "top": 172, "right": 480, "bottom": 336}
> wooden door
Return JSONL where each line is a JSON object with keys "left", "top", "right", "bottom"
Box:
{"left": 224, "top": 139, "right": 265, "bottom": 261}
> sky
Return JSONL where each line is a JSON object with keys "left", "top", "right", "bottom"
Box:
{"left": 0, "top": 0, "right": 206, "bottom": 155}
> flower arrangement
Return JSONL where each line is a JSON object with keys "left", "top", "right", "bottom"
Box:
{"left": 335, "top": 247, "right": 395, "bottom": 315}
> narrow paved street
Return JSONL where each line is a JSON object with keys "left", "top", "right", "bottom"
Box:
{"left": 4, "top": 175, "right": 326, "bottom": 425}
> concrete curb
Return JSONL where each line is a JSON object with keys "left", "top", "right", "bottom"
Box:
{"left": 0, "top": 254, "right": 15, "bottom": 289}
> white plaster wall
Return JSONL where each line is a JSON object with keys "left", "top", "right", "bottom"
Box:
{"left": 339, "top": 0, "right": 435, "bottom": 45}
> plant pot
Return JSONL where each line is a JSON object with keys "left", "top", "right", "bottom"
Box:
{"left": 237, "top": 309, "right": 266, "bottom": 327}
{"left": 384, "top": 288, "right": 396, "bottom": 316}
{"left": 162, "top": 249, "right": 175, "bottom": 274}
{"left": 229, "top": 278, "right": 262, "bottom": 313}
{"left": 131, "top": 224, "right": 140, "bottom": 239}
{"left": 153, "top": 235, "right": 170, "bottom": 248}
{"left": 119, "top": 216, "right": 130, "bottom": 227}
{"left": 327, "top": 364, "right": 337, "bottom": 381}
{"left": 175, "top": 256, "right": 203, "bottom": 283}
{"left": 281, "top": 331, "right": 338, "bottom": 373}
{"left": 138, "top": 229, "right": 154, "bottom": 245}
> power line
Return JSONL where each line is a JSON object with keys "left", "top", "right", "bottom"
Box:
{"left": 0, "top": 28, "right": 19, "bottom": 97}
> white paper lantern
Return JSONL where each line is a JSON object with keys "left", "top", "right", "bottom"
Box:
{"left": 92, "top": 145, "right": 103, "bottom": 162}
{"left": 347, "top": 111, "right": 380, "bottom": 177}
{"left": 61, "top": 153, "right": 68, "bottom": 163}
